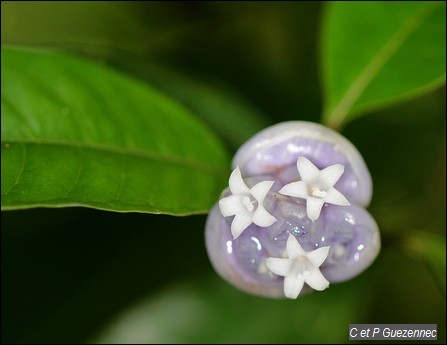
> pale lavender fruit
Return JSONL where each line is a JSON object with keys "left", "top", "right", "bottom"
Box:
{"left": 205, "top": 121, "right": 380, "bottom": 298}
{"left": 233, "top": 121, "right": 372, "bottom": 207}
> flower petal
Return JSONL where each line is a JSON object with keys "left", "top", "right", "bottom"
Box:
{"left": 286, "top": 233, "right": 306, "bottom": 259}
{"left": 303, "top": 269, "right": 330, "bottom": 291}
{"left": 278, "top": 181, "right": 308, "bottom": 199}
{"left": 229, "top": 166, "right": 250, "bottom": 195}
{"left": 324, "top": 187, "right": 350, "bottom": 206}
{"left": 252, "top": 205, "right": 277, "bottom": 227}
{"left": 306, "top": 246, "right": 330, "bottom": 267}
{"left": 319, "top": 164, "right": 344, "bottom": 188}
{"left": 297, "top": 156, "right": 320, "bottom": 183}
{"left": 266, "top": 257, "right": 290, "bottom": 277}
{"left": 306, "top": 197, "right": 325, "bottom": 221}
{"left": 250, "top": 180, "right": 274, "bottom": 203}
{"left": 284, "top": 273, "right": 305, "bottom": 299}
{"left": 219, "top": 195, "right": 244, "bottom": 217}
{"left": 231, "top": 211, "right": 253, "bottom": 239}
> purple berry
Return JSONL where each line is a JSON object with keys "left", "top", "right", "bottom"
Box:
{"left": 205, "top": 121, "right": 380, "bottom": 298}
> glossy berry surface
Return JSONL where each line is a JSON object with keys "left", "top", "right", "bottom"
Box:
{"left": 205, "top": 122, "right": 380, "bottom": 298}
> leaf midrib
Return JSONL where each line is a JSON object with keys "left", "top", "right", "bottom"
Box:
{"left": 325, "top": 1, "right": 441, "bottom": 129}
{"left": 1, "top": 137, "right": 227, "bottom": 176}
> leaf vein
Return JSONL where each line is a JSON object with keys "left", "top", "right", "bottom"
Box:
{"left": 1, "top": 138, "right": 227, "bottom": 176}
{"left": 115, "top": 158, "right": 127, "bottom": 203}
{"left": 63, "top": 149, "right": 84, "bottom": 198}
{"left": 4, "top": 143, "right": 26, "bottom": 195}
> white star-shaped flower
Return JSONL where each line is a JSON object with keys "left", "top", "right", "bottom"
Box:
{"left": 266, "top": 234, "right": 330, "bottom": 299}
{"left": 219, "top": 167, "right": 277, "bottom": 239}
{"left": 278, "top": 156, "right": 350, "bottom": 221}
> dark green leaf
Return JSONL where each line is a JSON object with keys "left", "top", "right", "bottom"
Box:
{"left": 1, "top": 47, "right": 230, "bottom": 215}
{"left": 91, "top": 275, "right": 371, "bottom": 344}
{"left": 321, "top": 1, "right": 446, "bottom": 129}
{"left": 402, "top": 231, "right": 446, "bottom": 294}
{"left": 117, "top": 61, "right": 272, "bottom": 149}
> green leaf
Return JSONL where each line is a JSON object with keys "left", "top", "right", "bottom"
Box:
{"left": 402, "top": 231, "right": 446, "bottom": 295}
{"left": 91, "top": 275, "right": 371, "bottom": 344}
{"left": 1, "top": 47, "right": 230, "bottom": 215}
{"left": 321, "top": 1, "right": 446, "bottom": 129}
{"left": 117, "top": 60, "right": 272, "bottom": 150}
{"left": 24, "top": 45, "right": 272, "bottom": 149}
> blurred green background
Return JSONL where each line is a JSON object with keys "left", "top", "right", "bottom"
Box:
{"left": 1, "top": 2, "right": 445, "bottom": 343}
